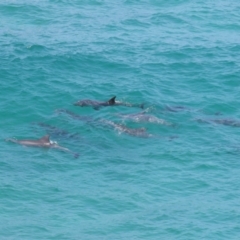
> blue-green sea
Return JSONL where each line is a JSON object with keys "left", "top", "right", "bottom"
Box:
{"left": 1, "top": 1, "right": 240, "bottom": 239}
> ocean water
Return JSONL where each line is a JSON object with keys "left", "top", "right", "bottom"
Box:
{"left": 1, "top": 0, "right": 240, "bottom": 239}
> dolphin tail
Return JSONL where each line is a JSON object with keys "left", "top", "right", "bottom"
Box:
{"left": 5, "top": 138, "right": 18, "bottom": 144}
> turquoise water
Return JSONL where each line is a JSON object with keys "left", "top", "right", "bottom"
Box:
{"left": 1, "top": 1, "right": 240, "bottom": 239}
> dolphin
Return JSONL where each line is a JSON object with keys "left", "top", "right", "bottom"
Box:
{"left": 56, "top": 109, "right": 151, "bottom": 137}
{"left": 116, "top": 111, "right": 173, "bottom": 126}
{"left": 100, "top": 119, "right": 152, "bottom": 138}
{"left": 195, "top": 118, "right": 240, "bottom": 127}
{"left": 56, "top": 109, "right": 93, "bottom": 123}
{"left": 73, "top": 96, "right": 144, "bottom": 110}
{"left": 34, "top": 122, "right": 80, "bottom": 139}
{"left": 6, "top": 135, "right": 79, "bottom": 158}
{"left": 165, "top": 105, "right": 192, "bottom": 113}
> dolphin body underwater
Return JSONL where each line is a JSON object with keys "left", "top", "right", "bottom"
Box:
{"left": 56, "top": 109, "right": 152, "bottom": 138}
{"left": 34, "top": 122, "right": 80, "bottom": 139}
{"left": 164, "top": 105, "right": 193, "bottom": 113}
{"left": 99, "top": 119, "right": 152, "bottom": 138}
{"left": 116, "top": 111, "right": 173, "bottom": 126}
{"left": 56, "top": 109, "right": 93, "bottom": 122}
{"left": 195, "top": 118, "right": 240, "bottom": 127}
{"left": 74, "top": 96, "right": 144, "bottom": 110}
{"left": 6, "top": 135, "right": 79, "bottom": 158}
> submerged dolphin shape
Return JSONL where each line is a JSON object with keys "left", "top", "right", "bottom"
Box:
{"left": 117, "top": 111, "right": 173, "bottom": 125}
{"left": 34, "top": 122, "right": 80, "bottom": 139}
{"left": 6, "top": 135, "right": 79, "bottom": 158}
{"left": 165, "top": 105, "right": 192, "bottom": 113}
{"left": 74, "top": 96, "right": 144, "bottom": 110}
{"left": 100, "top": 119, "right": 152, "bottom": 138}
{"left": 195, "top": 118, "right": 240, "bottom": 127}
{"left": 56, "top": 109, "right": 150, "bottom": 137}
{"left": 56, "top": 109, "right": 93, "bottom": 122}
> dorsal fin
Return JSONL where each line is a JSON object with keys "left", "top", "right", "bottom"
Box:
{"left": 108, "top": 96, "right": 116, "bottom": 105}
{"left": 39, "top": 135, "right": 50, "bottom": 142}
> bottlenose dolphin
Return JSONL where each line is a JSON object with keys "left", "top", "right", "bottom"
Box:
{"left": 117, "top": 111, "right": 173, "bottom": 126}
{"left": 57, "top": 109, "right": 151, "bottom": 137}
{"left": 56, "top": 109, "right": 93, "bottom": 123}
{"left": 34, "top": 122, "right": 80, "bottom": 139}
{"left": 195, "top": 118, "right": 240, "bottom": 127}
{"left": 74, "top": 96, "right": 144, "bottom": 110}
{"left": 56, "top": 109, "right": 150, "bottom": 137}
{"left": 165, "top": 105, "right": 192, "bottom": 113}
{"left": 100, "top": 119, "right": 152, "bottom": 138}
{"left": 6, "top": 135, "right": 79, "bottom": 158}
